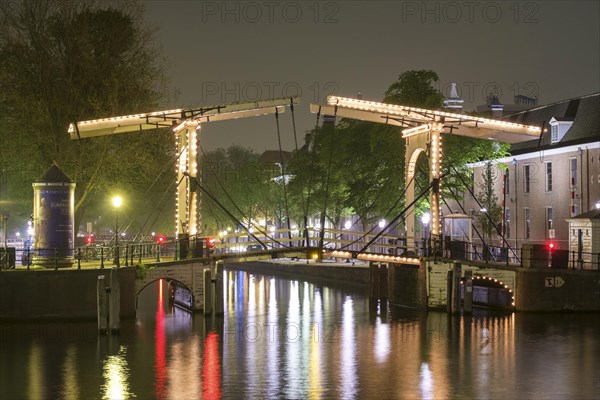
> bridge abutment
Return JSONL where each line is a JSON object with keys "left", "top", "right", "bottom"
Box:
{"left": 136, "top": 260, "right": 207, "bottom": 312}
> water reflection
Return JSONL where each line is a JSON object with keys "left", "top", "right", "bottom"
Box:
{"left": 101, "top": 345, "right": 132, "bottom": 399}
{"left": 339, "top": 296, "right": 357, "bottom": 398}
{"left": 61, "top": 344, "right": 79, "bottom": 399}
{"left": 1, "top": 272, "right": 599, "bottom": 399}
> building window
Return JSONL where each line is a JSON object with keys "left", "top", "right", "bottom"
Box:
{"left": 524, "top": 164, "right": 531, "bottom": 193}
{"left": 505, "top": 208, "right": 511, "bottom": 239}
{"left": 505, "top": 170, "right": 510, "bottom": 194}
{"left": 545, "top": 207, "right": 553, "bottom": 237}
{"left": 524, "top": 207, "right": 531, "bottom": 239}
{"left": 545, "top": 161, "right": 552, "bottom": 192}
{"left": 551, "top": 124, "right": 559, "bottom": 143}
{"left": 570, "top": 157, "right": 577, "bottom": 187}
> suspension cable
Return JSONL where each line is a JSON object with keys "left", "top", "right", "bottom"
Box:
{"left": 302, "top": 106, "right": 321, "bottom": 246}
{"left": 275, "top": 108, "right": 292, "bottom": 239}
{"left": 358, "top": 179, "right": 436, "bottom": 253}
{"left": 317, "top": 105, "right": 338, "bottom": 251}
{"left": 198, "top": 147, "right": 293, "bottom": 249}
{"left": 450, "top": 165, "right": 519, "bottom": 260}
{"left": 124, "top": 146, "right": 185, "bottom": 240}
{"left": 339, "top": 172, "right": 416, "bottom": 250}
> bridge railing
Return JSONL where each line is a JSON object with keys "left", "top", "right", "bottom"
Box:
{"left": 3, "top": 233, "right": 598, "bottom": 272}
{"left": 1, "top": 241, "right": 174, "bottom": 270}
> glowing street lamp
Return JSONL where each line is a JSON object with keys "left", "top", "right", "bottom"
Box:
{"left": 112, "top": 196, "right": 122, "bottom": 267}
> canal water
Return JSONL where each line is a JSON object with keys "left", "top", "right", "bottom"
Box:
{"left": 1, "top": 269, "right": 599, "bottom": 399}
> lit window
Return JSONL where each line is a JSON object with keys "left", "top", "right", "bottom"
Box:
{"left": 570, "top": 157, "right": 577, "bottom": 187}
{"left": 524, "top": 165, "right": 531, "bottom": 193}
{"left": 551, "top": 124, "right": 559, "bottom": 143}
{"left": 545, "top": 162, "right": 552, "bottom": 192}
{"left": 524, "top": 208, "right": 531, "bottom": 239}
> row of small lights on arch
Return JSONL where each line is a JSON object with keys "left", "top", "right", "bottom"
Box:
{"left": 461, "top": 275, "right": 515, "bottom": 307}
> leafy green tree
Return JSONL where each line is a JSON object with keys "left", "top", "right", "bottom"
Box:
{"left": 0, "top": 0, "right": 172, "bottom": 236}
{"left": 475, "top": 162, "right": 503, "bottom": 244}
{"left": 201, "top": 146, "right": 289, "bottom": 235}
{"left": 384, "top": 70, "right": 444, "bottom": 108}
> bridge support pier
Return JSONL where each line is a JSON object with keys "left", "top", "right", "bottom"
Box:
{"left": 203, "top": 268, "right": 212, "bottom": 315}
{"left": 450, "top": 262, "right": 461, "bottom": 315}
{"left": 369, "top": 262, "right": 389, "bottom": 299}
{"left": 109, "top": 268, "right": 120, "bottom": 334}
{"left": 464, "top": 270, "right": 473, "bottom": 314}
{"left": 97, "top": 275, "right": 108, "bottom": 334}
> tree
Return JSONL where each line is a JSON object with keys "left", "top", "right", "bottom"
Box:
{"left": 475, "top": 162, "right": 503, "bottom": 245}
{"left": 384, "top": 70, "right": 444, "bottom": 108}
{"left": 0, "top": 0, "right": 172, "bottom": 236}
{"left": 201, "top": 146, "right": 288, "bottom": 235}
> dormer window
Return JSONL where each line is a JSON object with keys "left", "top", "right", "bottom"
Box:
{"left": 549, "top": 117, "right": 574, "bottom": 144}
{"left": 551, "top": 124, "right": 558, "bottom": 142}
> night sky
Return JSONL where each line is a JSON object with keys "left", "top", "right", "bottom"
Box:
{"left": 143, "top": 1, "right": 600, "bottom": 152}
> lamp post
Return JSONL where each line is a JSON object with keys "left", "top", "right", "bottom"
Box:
{"left": 112, "top": 196, "right": 122, "bottom": 267}
{"left": 421, "top": 212, "right": 431, "bottom": 256}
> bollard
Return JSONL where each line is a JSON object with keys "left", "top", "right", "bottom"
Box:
{"left": 446, "top": 270, "right": 453, "bottom": 314}
{"left": 138, "top": 244, "right": 142, "bottom": 264}
{"left": 26, "top": 247, "right": 30, "bottom": 270}
{"left": 124, "top": 244, "right": 129, "bottom": 267}
{"left": 156, "top": 243, "right": 161, "bottom": 262}
{"left": 54, "top": 248, "right": 58, "bottom": 270}
{"left": 97, "top": 275, "right": 108, "bottom": 334}
{"left": 369, "top": 262, "right": 380, "bottom": 299}
{"left": 215, "top": 261, "right": 224, "bottom": 315}
{"left": 100, "top": 247, "right": 105, "bottom": 269}
{"left": 109, "top": 268, "right": 120, "bottom": 334}
{"left": 203, "top": 268, "right": 213, "bottom": 315}
{"left": 77, "top": 247, "right": 81, "bottom": 269}
{"left": 464, "top": 270, "right": 473, "bottom": 315}
{"left": 451, "top": 262, "right": 462, "bottom": 315}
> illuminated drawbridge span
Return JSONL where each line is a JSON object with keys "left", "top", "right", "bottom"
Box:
{"left": 69, "top": 98, "right": 299, "bottom": 239}
{"left": 310, "top": 96, "right": 541, "bottom": 252}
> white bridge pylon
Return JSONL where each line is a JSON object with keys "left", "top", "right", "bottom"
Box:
{"left": 69, "top": 97, "right": 300, "bottom": 237}
{"left": 310, "top": 96, "right": 541, "bottom": 251}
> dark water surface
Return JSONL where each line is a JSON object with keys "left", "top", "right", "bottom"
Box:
{"left": 1, "top": 269, "right": 599, "bottom": 399}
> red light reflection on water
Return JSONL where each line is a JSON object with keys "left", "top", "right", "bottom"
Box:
{"left": 154, "top": 279, "right": 167, "bottom": 399}
{"left": 203, "top": 331, "right": 222, "bottom": 400}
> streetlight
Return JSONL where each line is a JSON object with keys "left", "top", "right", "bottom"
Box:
{"left": 112, "top": 196, "right": 122, "bottom": 266}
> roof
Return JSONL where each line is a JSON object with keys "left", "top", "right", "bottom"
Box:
{"left": 35, "top": 163, "right": 73, "bottom": 183}
{"left": 505, "top": 93, "right": 600, "bottom": 154}
{"left": 257, "top": 150, "right": 292, "bottom": 165}
{"left": 567, "top": 209, "right": 600, "bottom": 220}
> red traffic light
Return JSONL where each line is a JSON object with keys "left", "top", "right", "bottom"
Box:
{"left": 547, "top": 241, "right": 555, "bottom": 251}
{"left": 86, "top": 235, "right": 94, "bottom": 244}
{"left": 156, "top": 235, "right": 166, "bottom": 244}
{"left": 206, "top": 237, "right": 217, "bottom": 249}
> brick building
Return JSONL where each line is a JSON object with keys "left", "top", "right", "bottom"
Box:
{"left": 451, "top": 93, "right": 600, "bottom": 251}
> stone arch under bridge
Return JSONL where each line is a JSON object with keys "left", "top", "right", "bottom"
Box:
{"left": 425, "top": 259, "right": 516, "bottom": 310}
{"left": 135, "top": 261, "right": 206, "bottom": 311}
